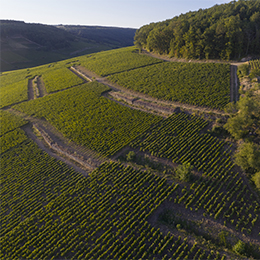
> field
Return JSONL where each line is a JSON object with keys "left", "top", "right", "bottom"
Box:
{"left": 14, "top": 82, "right": 162, "bottom": 157}
{"left": 42, "top": 67, "right": 85, "bottom": 93}
{"left": 1, "top": 160, "right": 227, "bottom": 260}
{"left": 130, "top": 113, "right": 259, "bottom": 235}
{"left": 1, "top": 46, "right": 260, "bottom": 260}
{"left": 108, "top": 62, "right": 230, "bottom": 109}
{"left": 77, "top": 46, "right": 164, "bottom": 76}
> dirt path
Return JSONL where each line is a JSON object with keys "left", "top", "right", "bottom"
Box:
{"left": 27, "top": 76, "right": 47, "bottom": 100}
{"left": 230, "top": 65, "right": 239, "bottom": 102}
{"left": 22, "top": 123, "right": 91, "bottom": 176}
{"left": 27, "top": 77, "right": 35, "bottom": 100}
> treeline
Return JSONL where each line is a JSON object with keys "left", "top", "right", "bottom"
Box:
{"left": 134, "top": 0, "right": 260, "bottom": 60}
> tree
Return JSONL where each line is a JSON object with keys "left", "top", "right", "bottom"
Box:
{"left": 235, "top": 142, "right": 260, "bottom": 172}
{"left": 252, "top": 172, "right": 260, "bottom": 190}
{"left": 224, "top": 95, "right": 258, "bottom": 140}
{"left": 175, "top": 162, "right": 193, "bottom": 182}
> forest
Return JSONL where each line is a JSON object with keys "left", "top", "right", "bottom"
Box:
{"left": 134, "top": 0, "right": 260, "bottom": 60}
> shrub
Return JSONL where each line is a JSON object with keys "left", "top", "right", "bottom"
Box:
{"left": 175, "top": 162, "right": 193, "bottom": 182}
{"left": 233, "top": 240, "right": 246, "bottom": 255}
{"left": 126, "top": 151, "right": 136, "bottom": 162}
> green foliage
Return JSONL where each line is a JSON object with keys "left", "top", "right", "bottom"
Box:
{"left": 126, "top": 151, "right": 136, "bottom": 162}
{"left": 224, "top": 102, "right": 237, "bottom": 114}
{"left": 252, "top": 172, "right": 260, "bottom": 190}
{"left": 42, "top": 67, "right": 84, "bottom": 93}
{"left": 235, "top": 142, "right": 260, "bottom": 172}
{"left": 237, "top": 64, "right": 249, "bottom": 78}
{"left": 0, "top": 129, "right": 28, "bottom": 154}
{"left": 135, "top": 0, "right": 260, "bottom": 60}
{"left": 14, "top": 82, "right": 161, "bottom": 156}
{"left": 224, "top": 95, "right": 260, "bottom": 140}
{"left": 109, "top": 61, "right": 230, "bottom": 109}
{"left": 0, "top": 110, "right": 27, "bottom": 136}
{"left": 233, "top": 240, "right": 246, "bottom": 255}
{"left": 175, "top": 162, "right": 193, "bottom": 182}
{"left": 78, "top": 46, "right": 163, "bottom": 76}
{"left": 249, "top": 60, "right": 260, "bottom": 77}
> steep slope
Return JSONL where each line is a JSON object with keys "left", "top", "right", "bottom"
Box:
{"left": 0, "top": 20, "right": 136, "bottom": 72}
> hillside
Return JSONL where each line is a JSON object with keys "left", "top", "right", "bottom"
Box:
{"left": 134, "top": 0, "right": 260, "bottom": 60}
{"left": 57, "top": 25, "right": 136, "bottom": 47}
{"left": 1, "top": 45, "right": 260, "bottom": 259}
{"left": 0, "top": 20, "right": 136, "bottom": 72}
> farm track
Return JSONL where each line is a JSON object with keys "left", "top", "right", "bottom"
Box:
{"left": 230, "top": 65, "right": 239, "bottom": 102}
{"left": 27, "top": 76, "right": 47, "bottom": 100}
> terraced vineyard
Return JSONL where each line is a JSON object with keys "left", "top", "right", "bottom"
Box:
{"left": 130, "top": 113, "right": 260, "bottom": 235}
{"left": 0, "top": 110, "right": 28, "bottom": 154}
{"left": 0, "top": 139, "right": 84, "bottom": 237}
{"left": 1, "top": 45, "right": 260, "bottom": 260}
{"left": 77, "top": 46, "right": 163, "bottom": 76}
{"left": 108, "top": 62, "right": 230, "bottom": 109}
{"left": 42, "top": 67, "right": 85, "bottom": 93}
{"left": 14, "top": 82, "right": 162, "bottom": 156}
{"left": 1, "top": 161, "right": 228, "bottom": 260}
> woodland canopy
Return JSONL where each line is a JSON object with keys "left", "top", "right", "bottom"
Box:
{"left": 134, "top": 0, "right": 260, "bottom": 60}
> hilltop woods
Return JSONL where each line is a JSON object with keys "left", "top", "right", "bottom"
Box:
{"left": 134, "top": 0, "right": 260, "bottom": 60}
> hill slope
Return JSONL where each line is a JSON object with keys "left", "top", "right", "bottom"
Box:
{"left": 0, "top": 20, "right": 136, "bottom": 72}
{"left": 134, "top": 0, "right": 260, "bottom": 60}
{"left": 57, "top": 25, "right": 136, "bottom": 47}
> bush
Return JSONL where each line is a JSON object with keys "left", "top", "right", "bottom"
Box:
{"left": 252, "top": 172, "right": 260, "bottom": 190}
{"left": 126, "top": 151, "right": 136, "bottom": 162}
{"left": 233, "top": 240, "right": 246, "bottom": 255}
{"left": 175, "top": 162, "right": 193, "bottom": 182}
{"left": 237, "top": 64, "right": 249, "bottom": 78}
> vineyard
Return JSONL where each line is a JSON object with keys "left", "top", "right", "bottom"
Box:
{"left": 77, "top": 46, "right": 163, "bottom": 76}
{"left": 14, "top": 82, "right": 162, "bottom": 156}
{"left": 0, "top": 139, "right": 85, "bottom": 238}
{"left": 0, "top": 110, "right": 27, "bottom": 136}
{"left": 108, "top": 62, "right": 230, "bottom": 109}
{"left": 249, "top": 59, "right": 260, "bottom": 70}
{"left": 1, "top": 45, "right": 260, "bottom": 260}
{"left": 1, "top": 161, "right": 228, "bottom": 259}
{"left": 130, "top": 113, "right": 260, "bottom": 235}
{"left": 42, "top": 67, "right": 85, "bottom": 93}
